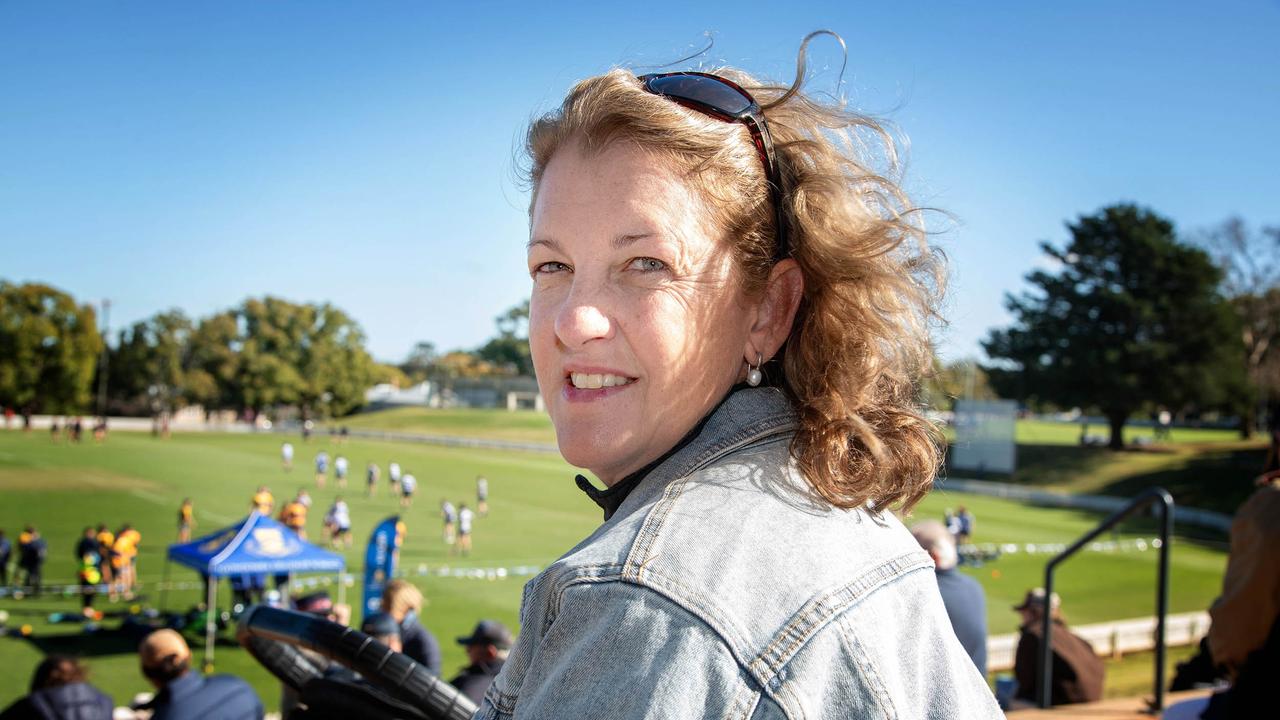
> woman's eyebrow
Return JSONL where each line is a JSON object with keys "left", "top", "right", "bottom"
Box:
{"left": 612, "top": 232, "right": 655, "bottom": 249}
{"left": 527, "top": 237, "right": 559, "bottom": 251}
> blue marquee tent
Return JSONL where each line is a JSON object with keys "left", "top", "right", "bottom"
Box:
{"left": 165, "top": 512, "right": 345, "bottom": 666}
{"left": 168, "top": 511, "right": 345, "bottom": 576}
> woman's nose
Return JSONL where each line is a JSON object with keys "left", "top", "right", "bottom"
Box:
{"left": 554, "top": 285, "right": 613, "bottom": 347}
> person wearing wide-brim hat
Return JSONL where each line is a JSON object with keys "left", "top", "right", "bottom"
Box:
{"left": 450, "top": 620, "right": 512, "bottom": 706}
{"left": 1010, "top": 588, "right": 1105, "bottom": 708}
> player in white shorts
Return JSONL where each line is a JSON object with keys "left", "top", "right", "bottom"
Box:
{"left": 476, "top": 476, "right": 489, "bottom": 517}
{"left": 441, "top": 499, "right": 457, "bottom": 546}
{"left": 388, "top": 462, "right": 402, "bottom": 492}
{"left": 281, "top": 442, "right": 294, "bottom": 471}
{"left": 457, "top": 503, "right": 474, "bottom": 557}
{"left": 334, "top": 455, "right": 349, "bottom": 489}
{"left": 400, "top": 473, "right": 417, "bottom": 508}
{"left": 314, "top": 451, "right": 329, "bottom": 488}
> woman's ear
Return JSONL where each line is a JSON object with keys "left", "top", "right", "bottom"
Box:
{"left": 746, "top": 258, "right": 804, "bottom": 361}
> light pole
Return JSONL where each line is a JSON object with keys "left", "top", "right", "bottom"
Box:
{"left": 96, "top": 299, "right": 111, "bottom": 419}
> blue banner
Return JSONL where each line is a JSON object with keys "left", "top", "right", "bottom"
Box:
{"left": 362, "top": 515, "right": 403, "bottom": 620}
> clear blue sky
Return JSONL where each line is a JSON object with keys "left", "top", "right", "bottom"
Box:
{"left": 2, "top": 1, "right": 1277, "bottom": 364}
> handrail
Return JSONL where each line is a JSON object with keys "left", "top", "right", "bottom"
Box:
{"left": 1038, "top": 487, "right": 1174, "bottom": 711}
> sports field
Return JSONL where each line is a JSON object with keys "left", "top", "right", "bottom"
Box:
{"left": 0, "top": 424, "right": 1229, "bottom": 709}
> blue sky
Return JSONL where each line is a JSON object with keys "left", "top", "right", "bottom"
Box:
{"left": 2, "top": 1, "right": 1277, "bottom": 363}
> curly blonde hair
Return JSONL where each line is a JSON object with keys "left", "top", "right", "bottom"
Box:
{"left": 525, "top": 64, "right": 944, "bottom": 513}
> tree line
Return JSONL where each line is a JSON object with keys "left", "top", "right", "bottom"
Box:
{"left": 0, "top": 285, "right": 534, "bottom": 421}
{"left": 0, "top": 290, "right": 378, "bottom": 420}
{"left": 3, "top": 204, "right": 1275, "bottom": 439}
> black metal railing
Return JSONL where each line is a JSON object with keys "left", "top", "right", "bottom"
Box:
{"left": 1038, "top": 487, "right": 1174, "bottom": 711}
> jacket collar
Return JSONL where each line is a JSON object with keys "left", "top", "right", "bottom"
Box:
{"left": 575, "top": 386, "right": 796, "bottom": 521}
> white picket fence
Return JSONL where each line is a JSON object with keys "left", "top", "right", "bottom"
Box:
{"left": 987, "top": 610, "right": 1211, "bottom": 672}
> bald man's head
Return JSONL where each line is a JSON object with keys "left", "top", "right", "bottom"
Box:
{"left": 911, "top": 520, "right": 959, "bottom": 570}
{"left": 139, "top": 629, "right": 191, "bottom": 688}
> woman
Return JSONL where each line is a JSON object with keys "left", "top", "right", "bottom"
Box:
{"left": 381, "top": 578, "right": 443, "bottom": 676}
{"left": 483, "top": 40, "right": 999, "bottom": 718}
{"left": 0, "top": 656, "right": 113, "bottom": 720}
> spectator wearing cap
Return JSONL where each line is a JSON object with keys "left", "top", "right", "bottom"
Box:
{"left": 450, "top": 620, "right": 513, "bottom": 706}
{"left": 0, "top": 655, "right": 113, "bottom": 720}
{"left": 911, "top": 520, "right": 988, "bottom": 676}
{"left": 381, "top": 579, "right": 442, "bottom": 675}
{"left": 1010, "top": 588, "right": 1104, "bottom": 707}
{"left": 361, "top": 612, "right": 403, "bottom": 654}
{"left": 138, "top": 629, "right": 263, "bottom": 720}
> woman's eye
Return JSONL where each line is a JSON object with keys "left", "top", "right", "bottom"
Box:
{"left": 533, "top": 261, "right": 570, "bottom": 276}
{"left": 628, "top": 257, "right": 667, "bottom": 272}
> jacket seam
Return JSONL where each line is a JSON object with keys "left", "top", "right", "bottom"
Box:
{"left": 750, "top": 551, "right": 935, "bottom": 679}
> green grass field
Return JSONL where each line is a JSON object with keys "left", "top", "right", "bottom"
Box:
{"left": 0, "top": 423, "right": 1230, "bottom": 710}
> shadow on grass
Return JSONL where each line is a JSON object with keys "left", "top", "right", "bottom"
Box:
{"left": 947, "top": 441, "right": 1267, "bottom": 516}
{"left": 1098, "top": 445, "right": 1265, "bottom": 517}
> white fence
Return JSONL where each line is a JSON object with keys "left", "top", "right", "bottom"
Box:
{"left": 987, "top": 610, "right": 1210, "bottom": 672}
{"left": 940, "top": 477, "right": 1233, "bottom": 533}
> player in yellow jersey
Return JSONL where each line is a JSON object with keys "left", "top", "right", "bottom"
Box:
{"left": 252, "top": 486, "right": 275, "bottom": 515}
{"left": 177, "top": 498, "right": 195, "bottom": 542}
{"left": 278, "top": 494, "right": 309, "bottom": 540}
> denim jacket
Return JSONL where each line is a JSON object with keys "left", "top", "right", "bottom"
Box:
{"left": 477, "top": 387, "right": 1001, "bottom": 719}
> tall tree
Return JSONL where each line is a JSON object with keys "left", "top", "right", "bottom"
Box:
{"left": 1202, "top": 217, "right": 1280, "bottom": 436}
{"left": 0, "top": 281, "right": 102, "bottom": 414}
{"left": 475, "top": 299, "right": 532, "bottom": 376}
{"left": 108, "top": 310, "right": 195, "bottom": 416}
{"left": 983, "top": 204, "right": 1243, "bottom": 449}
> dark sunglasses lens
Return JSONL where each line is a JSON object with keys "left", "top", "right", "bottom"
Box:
{"left": 645, "top": 75, "right": 753, "bottom": 116}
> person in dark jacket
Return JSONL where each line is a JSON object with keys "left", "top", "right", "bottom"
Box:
{"left": 380, "top": 579, "right": 442, "bottom": 675}
{"left": 16, "top": 526, "right": 46, "bottom": 595}
{"left": 138, "top": 629, "right": 263, "bottom": 720}
{"left": 1011, "top": 589, "right": 1105, "bottom": 707}
{"left": 73, "top": 528, "right": 96, "bottom": 565}
{"left": 912, "top": 520, "right": 988, "bottom": 676}
{"left": 0, "top": 529, "right": 11, "bottom": 586}
{"left": 450, "top": 620, "right": 512, "bottom": 706}
{"left": 0, "top": 655, "right": 113, "bottom": 720}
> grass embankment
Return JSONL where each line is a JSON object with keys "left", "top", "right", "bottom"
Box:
{"left": 339, "top": 407, "right": 556, "bottom": 444}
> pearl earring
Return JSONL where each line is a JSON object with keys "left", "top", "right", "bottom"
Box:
{"left": 746, "top": 353, "right": 763, "bottom": 387}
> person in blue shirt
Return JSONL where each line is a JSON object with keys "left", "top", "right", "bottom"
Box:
{"left": 913, "top": 520, "right": 989, "bottom": 677}
{"left": 138, "top": 629, "right": 263, "bottom": 720}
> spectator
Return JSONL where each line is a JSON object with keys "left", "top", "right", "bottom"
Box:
{"left": 0, "top": 655, "right": 113, "bottom": 720}
{"left": 381, "top": 579, "right": 441, "bottom": 675}
{"left": 281, "top": 592, "right": 349, "bottom": 719}
{"left": 1011, "top": 589, "right": 1104, "bottom": 707}
{"left": 138, "top": 629, "right": 263, "bottom": 720}
{"left": 911, "top": 520, "right": 988, "bottom": 676}
{"left": 1194, "top": 472, "right": 1280, "bottom": 718}
{"left": 74, "top": 527, "right": 96, "bottom": 562}
{"left": 17, "top": 526, "right": 46, "bottom": 594}
{"left": 450, "top": 620, "right": 512, "bottom": 706}
{"left": 361, "top": 612, "right": 402, "bottom": 653}
{"left": 956, "top": 505, "right": 975, "bottom": 546}
{"left": 0, "top": 529, "right": 10, "bottom": 586}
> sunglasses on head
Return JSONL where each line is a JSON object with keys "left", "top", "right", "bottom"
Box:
{"left": 638, "top": 71, "right": 790, "bottom": 262}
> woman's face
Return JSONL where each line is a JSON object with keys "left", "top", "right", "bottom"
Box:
{"left": 528, "top": 141, "right": 753, "bottom": 485}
